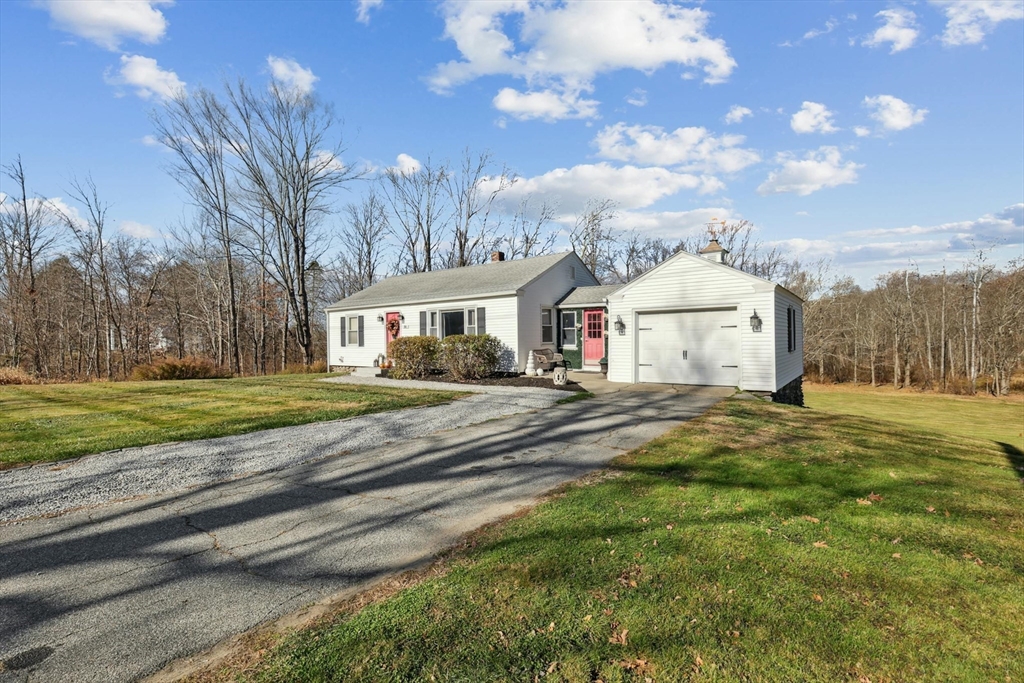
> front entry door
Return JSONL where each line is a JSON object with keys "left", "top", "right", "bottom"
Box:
{"left": 583, "top": 309, "right": 604, "bottom": 366}
{"left": 386, "top": 312, "right": 401, "bottom": 345}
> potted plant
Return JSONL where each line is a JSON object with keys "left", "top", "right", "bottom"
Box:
{"left": 599, "top": 357, "right": 608, "bottom": 375}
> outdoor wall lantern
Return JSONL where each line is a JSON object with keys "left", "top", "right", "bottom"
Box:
{"left": 398, "top": 313, "right": 405, "bottom": 322}
{"left": 614, "top": 315, "right": 626, "bottom": 335}
{"left": 750, "top": 310, "right": 762, "bottom": 333}
{"left": 376, "top": 313, "right": 385, "bottom": 323}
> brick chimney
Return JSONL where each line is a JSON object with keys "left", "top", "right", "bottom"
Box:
{"left": 491, "top": 251, "right": 506, "bottom": 262}
{"left": 699, "top": 239, "right": 728, "bottom": 264}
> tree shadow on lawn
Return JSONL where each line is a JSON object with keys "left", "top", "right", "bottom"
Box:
{"left": 998, "top": 442, "right": 1024, "bottom": 487}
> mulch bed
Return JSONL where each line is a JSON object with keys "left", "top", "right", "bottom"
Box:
{"left": 407, "top": 372, "right": 584, "bottom": 393}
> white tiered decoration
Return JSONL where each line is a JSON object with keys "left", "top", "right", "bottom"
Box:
{"left": 524, "top": 351, "right": 536, "bottom": 376}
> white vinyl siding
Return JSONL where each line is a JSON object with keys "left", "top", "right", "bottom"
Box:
{"left": 515, "top": 252, "right": 597, "bottom": 370}
{"left": 775, "top": 287, "right": 804, "bottom": 388}
{"left": 606, "top": 252, "right": 780, "bottom": 391}
{"left": 327, "top": 294, "right": 519, "bottom": 371}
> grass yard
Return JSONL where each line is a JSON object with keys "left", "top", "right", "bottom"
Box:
{"left": 0, "top": 375, "right": 464, "bottom": 469}
{"left": 195, "top": 396, "right": 1024, "bottom": 683}
{"left": 804, "top": 383, "right": 1024, "bottom": 450}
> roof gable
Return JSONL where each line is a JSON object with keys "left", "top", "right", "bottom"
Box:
{"left": 326, "top": 252, "right": 583, "bottom": 310}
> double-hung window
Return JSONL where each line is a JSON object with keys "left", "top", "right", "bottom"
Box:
{"left": 541, "top": 308, "right": 553, "bottom": 344}
{"left": 428, "top": 311, "right": 438, "bottom": 338}
{"left": 787, "top": 307, "right": 797, "bottom": 352}
{"left": 347, "top": 316, "right": 360, "bottom": 346}
{"left": 561, "top": 311, "right": 577, "bottom": 347}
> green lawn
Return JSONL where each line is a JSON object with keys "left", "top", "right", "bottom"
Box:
{"left": 0, "top": 375, "right": 464, "bottom": 468}
{"left": 804, "top": 384, "right": 1024, "bottom": 450}
{"left": 200, "top": 396, "right": 1023, "bottom": 683}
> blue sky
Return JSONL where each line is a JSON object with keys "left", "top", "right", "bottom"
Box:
{"left": 1, "top": 0, "right": 1022, "bottom": 284}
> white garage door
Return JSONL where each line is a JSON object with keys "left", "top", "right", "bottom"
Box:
{"left": 637, "top": 309, "right": 740, "bottom": 386}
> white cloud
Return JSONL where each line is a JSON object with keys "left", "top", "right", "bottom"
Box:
{"left": 790, "top": 101, "right": 838, "bottom": 134}
{"left": 390, "top": 153, "right": 422, "bottom": 174}
{"left": 862, "top": 8, "right": 920, "bottom": 53}
{"left": 606, "top": 207, "right": 737, "bottom": 239}
{"left": 492, "top": 87, "right": 599, "bottom": 121}
{"left": 486, "top": 162, "right": 724, "bottom": 215}
{"left": 864, "top": 95, "right": 928, "bottom": 132}
{"left": 853, "top": 126, "right": 872, "bottom": 137}
{"left": 593, "top": 123, "right": 760, "bottom": 175}
{"left": 355, "top": 0, "right": 383, "bottom": 24}
{"left": 626, "top": 88, "right": 648, "bottom": 107}
{"left": 757, "top": 146, "right": 861, "bottom": 196}
{"left": 724, "top": 105, "right": 752, "bottom": 124}
{"left": 35, "top": 0, "right": 171, "bottom": 50}
{"left": 803, "top": 17, "right": 839, "bottom": 41}
{"left": 933, "top": 0, "right": 1024, "bottom": 47}
{"left": 120, "top": 220, "right": 159, "bottom": 239}
{"left": 105, "top": 54, "right": 184, "bottom": 101}
{"left": 429, "top": 1, "right": 735, "bottom": 121}
{"left": 266, "top": 56, "right": 318, "bottom": 95}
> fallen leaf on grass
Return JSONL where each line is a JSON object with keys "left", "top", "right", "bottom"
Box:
{"left": 889, "top": 471, "right": 897, "bottom": 478}
{"left": 813, "top": 541, "right": 829, "bottom": 548}
{"left": 547, "top": 661, "right": 558, "bottom": 673}
{"left": 857, "top": 499, "right": 872, "bottom": 506}
{"left": 583, "top": 614, "right": 593, "bottom": 622}
{"left": 666, "top": 524, "right": 674, "bottom": 530}
{"left": 868, "top": 492, "right": 883, "bottom": 502}
{"left": 926, "top": 506, "right": 936, "bottom": 513}
{"left": 812, "top": 594, "right": 823, "bottom": 603}
{"left": 892, "top": 553, "right": 902, "bottom": 559}
{"left": 891, "top": 537, "right": 902, "bottom": 544}
{"left": 609, "top": 628, "right": 629, "bottom": 645}
{"left": 802, "top": 515, "right": 820, "bottom": 524}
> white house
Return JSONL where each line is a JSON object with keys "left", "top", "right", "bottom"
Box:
{"left": 325, "top": 244, "right": 805, "bottom": 402}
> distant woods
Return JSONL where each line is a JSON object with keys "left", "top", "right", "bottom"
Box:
{"left": 1, "top": 81, "right": 1021, "bottom": 392}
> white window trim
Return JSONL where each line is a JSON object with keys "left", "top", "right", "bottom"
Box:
{"left": 347, "top": 316, "right": 360, "bottom": 346}
{"left": 437, "top": 307, "right": 479, "bottom": 338}
{"left": 428, "top": 310, "right": 438, "bottom": 338}
{"left": 541, "top": 307, "right": 553, "bottom": 345}
{"left": 561, "top": 310, "right": 578, "bottom": 348}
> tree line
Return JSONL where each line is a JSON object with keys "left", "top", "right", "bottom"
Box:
{"left": 1, "top": 79, "right": 1020, "bottom": 392}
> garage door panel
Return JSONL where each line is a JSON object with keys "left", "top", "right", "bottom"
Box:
{"left": 637, "top": 310, "right": 739, "bottom": 386}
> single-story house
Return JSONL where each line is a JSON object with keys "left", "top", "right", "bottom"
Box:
{"left": 325, "top": 244, "right": 804, "bottom": 402}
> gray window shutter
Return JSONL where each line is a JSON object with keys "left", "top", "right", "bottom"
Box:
{"left": 340, "top": 316, "right": 346, "bottom": 347}
{"left": 419, "top": 311, "right": 427, "bottom": 336}
{"left": 358, "top": 315, "right": 364, "bottom": 347}
{"left": 476, "top": 307, "right": 486, "bottom": 335}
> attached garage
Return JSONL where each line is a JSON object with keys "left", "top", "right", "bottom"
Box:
{"left": 637, "top": 308, "right": 741, "bottom": 386}
{"left": 605, "top": 241, "right": 804, "bottom": 400}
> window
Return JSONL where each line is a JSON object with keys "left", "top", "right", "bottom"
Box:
{"left": 466, "top": 308, "right": 477, "bottom": 335}
{"left": 541, "top": 308, "right": 553, "bottom": 344}
{"left": 442, "top": 310, "right": 465, "bottom": 337}
{"left": 347, "top": 316, "right": 360, "bottom": 346}
{"left": 561, "top": 311, "right": 577, "bottom": 347}
{"left": 428, "top": 310, "right": 438, "bottom": 338}
{"left": 570, "top": 265, "right": 576, "bottom": 280}
{"left": 787, "top": 307, "right": 797, "bottom": 352}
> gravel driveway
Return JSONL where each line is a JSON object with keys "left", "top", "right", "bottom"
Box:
{"left": 0, "top": 378, "right": 566, "bottom": 523}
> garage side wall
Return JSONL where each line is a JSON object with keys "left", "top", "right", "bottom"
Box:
{"left": 606, "top": 256, "right": 777, "bottom": 391}
{"left": 326, "top": 294, "right": 519, "bottom": 370}
{"left": 774, "top": 288, "right": 804, "bottom": 390}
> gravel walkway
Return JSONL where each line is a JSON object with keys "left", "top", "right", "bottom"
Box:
{"left": 0, "top": 379, "right": 567, "bottom": 523}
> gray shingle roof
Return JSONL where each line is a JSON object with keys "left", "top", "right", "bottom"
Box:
{"left": 556, "top": 284, "right": 623, "bottom": 307}
{"left": 326, "top": 252, "right": 577, "bottom": 310}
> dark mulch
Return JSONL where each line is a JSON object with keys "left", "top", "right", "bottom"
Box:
{"left": 403, "top": 371, "right": 584, "bottom": 392}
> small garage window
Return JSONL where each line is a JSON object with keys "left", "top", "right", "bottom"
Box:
{"left": 561, "top": 311, "right": 577, "bottom": 347}
{"left": 787, "top": 307, "right": 796, "bottom": 352}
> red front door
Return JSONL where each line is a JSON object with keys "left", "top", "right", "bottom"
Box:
{"left": 386, "top": 312, "right": 401, "bottom": 345}
{"left": 583, "top": 309, "right": 604, "bottom": 365}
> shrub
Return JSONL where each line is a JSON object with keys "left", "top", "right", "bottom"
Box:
{"left": 0, "top": 367, "right": 37, "bottom": 385}
{"left": 131, "top": 356, "right": 232, "bottom": 381}
{"left": 388, "top": 336, "right": 440, "bottom": 379}
{"left": 439, "top": 334, "right": 502, "bottom": 381}
{"left": 279, "top": 360, "right": 329, "bottom": 374}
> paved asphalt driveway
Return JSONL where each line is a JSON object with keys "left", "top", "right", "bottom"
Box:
{"left": 0, "top": 385, "right": 730, "bottom": 683}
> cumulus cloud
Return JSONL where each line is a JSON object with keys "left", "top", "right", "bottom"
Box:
{"left": 864, "top": 95, "right": 928, "bottom": 132}
{"left": 605, "top": 207, "right": 737, "bottom": 239}
{"left": 429, "top": 0, "right": 736, "bottom": 121}
{"left": 862, "top": 8, "right": 920, "bottom": 53}
{"left": 35, "top": 0, "right": 172, "bottom": 50}
{"left": 390, "top": 153, "right": 422, "bottom": 175}
{"left": 593, "top": 123, "right": 760, "bottom": 175}
{"left": 933, "top": 0, "right": 1024, "bottom": 47}
{"left": 493, "top": 87, "right": 599, "bottom": 121}
{"left": 105, "top": 54, "right": 184, "bottom": 100}
{"left": 266, "top": 56, "right": 319, "bottom": 95}
{"left": 757, "top": 146, "right": 861, "bottom": 196}
{"left": 853, "top": 126, "right": 872, "bottom": 137}
{"left": 355, "top": 0, "right": 383, "bottom": 24}
{"left": 791, "top": 101, "right": 838, "bottom": 134}
{"left": 724, "top": 105, "right": 752, "bottom": 125}
{"left": 120, "top": 220, "right": 159, "bottom": 239}
{"left": 484, "top": 163, "right": 724, "bottom": 216}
